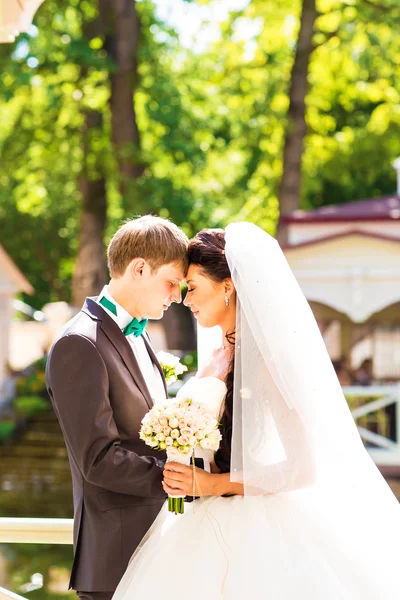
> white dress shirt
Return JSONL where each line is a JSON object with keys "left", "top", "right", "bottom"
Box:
{"left": 97, "top": 286, "right": 166, "bottom": 405}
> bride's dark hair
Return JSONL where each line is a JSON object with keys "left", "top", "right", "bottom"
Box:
{"left": 187, "top": 229, "right": 234, "bottom": 470}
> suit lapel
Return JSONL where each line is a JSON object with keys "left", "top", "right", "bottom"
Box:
{"left": 83, "top": 298, "right": 154, "bottom": 410}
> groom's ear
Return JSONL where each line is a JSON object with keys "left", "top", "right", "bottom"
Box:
{"left": 129, "top": 258, "right": 146, "bottom": 279}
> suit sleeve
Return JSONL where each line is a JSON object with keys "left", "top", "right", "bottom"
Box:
{"left": 46, "top": 333, "right": 166, "bottom": 498}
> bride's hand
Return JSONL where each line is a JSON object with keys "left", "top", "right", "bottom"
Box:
{"left": 163, "top": 463, "right": 218, "bottom": 497}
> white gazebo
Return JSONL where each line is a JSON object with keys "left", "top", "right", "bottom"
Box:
{"left": 0, "top": 245, "right": 33, "bottom": 387}
{"left": 282, "top": 191, "right": 400, "bottom": 381}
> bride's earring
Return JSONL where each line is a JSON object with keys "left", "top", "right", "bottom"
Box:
{"left": 225, "top": 295, "right": 229, "bottom": 307}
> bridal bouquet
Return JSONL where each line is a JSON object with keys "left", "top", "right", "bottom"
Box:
{"left": 156, "top": 351, "right": 188, "bottom": 385}
{"left": 140, "top": 396, "right": 222, "bottom": 514}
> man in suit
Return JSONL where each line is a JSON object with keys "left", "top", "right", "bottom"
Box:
{"left": 46, "top": 215, "right": 191, "bottom": 600}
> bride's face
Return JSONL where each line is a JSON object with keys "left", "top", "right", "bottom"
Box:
{"left": 184, "top": 264, "right": 230, "bottom": 328}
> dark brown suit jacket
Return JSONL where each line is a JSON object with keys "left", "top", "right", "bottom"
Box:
{"left": 46, "top": 298, "right": 168, "bottom": 592}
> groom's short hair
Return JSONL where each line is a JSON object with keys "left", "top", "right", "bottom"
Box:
{"left": 107, "top": 215, "right": 189, "bottom": 277}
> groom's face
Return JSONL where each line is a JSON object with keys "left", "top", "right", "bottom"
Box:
{"left": 138, "top": 261, "right": 185, "bottom": 320}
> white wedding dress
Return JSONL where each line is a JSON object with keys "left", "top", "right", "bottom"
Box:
{"left": 112, "top": 376, "right": 392, "bottom": 600}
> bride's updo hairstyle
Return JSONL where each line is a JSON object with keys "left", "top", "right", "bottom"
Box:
{"left": 187, "top": 229, "right": 234, "bottom": 470}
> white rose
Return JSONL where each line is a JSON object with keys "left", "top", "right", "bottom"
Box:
{"left": 157, "top": 351, "right": 175, "bottom": 366}
{"left": 196, "top": 429, "right": 205, "bottom": 440}
{"left": 196, "top": 418, "right": 206, "bottom": 430}
{"left": 205, "top": 418, "right": 217, "bottom": 431}
{"left": 200, "top": 438, "right": 211, "bottom": 450}
{"left": 163, "top": 426, "right": 172, "bottom": 436}
{"left": 156, "top": 433, "right": 165, "bottom": 442}
{"left": 142, "top": 425, "right": 153, "bottom": 435}
{"left": 153, "top": 424, "right": 162, "bottom": 434}
{"left": 159, "top": 417, "right": 168, "bottom": 427}
{"left": 169, "top": 418, "right": 179, "bottom": 429}
{"left": 207, "top": 430, "right": 222, "bottom": 449}
{"left": 148, "top": 439, "right": 158, "bottom": 448}
{"left": 171, "top": 429, "right": 180, "bottom": 439}
{"left": 208, "top": 438, "right": 221, "bottom": 451}
{"left": 166, "top": 437, "right": 173, "bottom": 446}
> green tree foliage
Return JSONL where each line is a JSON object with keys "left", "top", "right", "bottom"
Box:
{"left": 0, "top": 0, "right": 399, "bottom": 308}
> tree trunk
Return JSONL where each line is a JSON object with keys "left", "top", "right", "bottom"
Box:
{"left": 277, "top": 0, "right": 318, "bottom": 246}
{"left": 71, "top": 109, "right": 107, "bottom": 308}
{"left": 99, "top": 0, "right": 143, "bottom": 205}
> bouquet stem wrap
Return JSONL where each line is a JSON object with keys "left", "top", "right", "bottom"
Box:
{"left": 166, "top": 447, "right": 191, "bottom": 514}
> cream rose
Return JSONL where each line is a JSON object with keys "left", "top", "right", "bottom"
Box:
{"left": 180, "top": 427, "right": 193, "bottom": 437}
{"left": 178, "top": 435, "right": 190, "bottom": 446}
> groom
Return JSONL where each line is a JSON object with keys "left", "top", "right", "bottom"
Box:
{"left": 46, "top": 215, "right": 190, "bottom": 600}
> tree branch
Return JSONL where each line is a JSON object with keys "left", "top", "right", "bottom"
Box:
{"left": 312, "top": 29, "right": 340, "bottom": 51}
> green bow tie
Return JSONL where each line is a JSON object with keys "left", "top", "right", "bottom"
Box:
{"left": 99, "top": 296, "right": 148, "bottom": 338}
{"left": 122, "top": 317, "right": 148, "bottom": 337}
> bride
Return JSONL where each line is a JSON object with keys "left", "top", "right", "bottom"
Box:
{"left": 113, "top": 222, "right": 400, "bottom": 599}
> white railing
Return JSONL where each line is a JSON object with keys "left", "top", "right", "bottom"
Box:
{"left": 0, "top": 518, "right": 73, "bottom": 599}
{"left": 0, "top": 586, "right": 28, "bottom": 600}
{"left": 0, "top": 518, "right": 73, "bottom": 545}
{"left": 343, "top": 384, "right": 400, "bottom": 466}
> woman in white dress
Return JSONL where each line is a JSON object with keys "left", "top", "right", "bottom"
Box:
{"left": 113, "top": 222, "right": 400, "bottom": 600}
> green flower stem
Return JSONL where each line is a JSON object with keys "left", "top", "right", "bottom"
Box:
{"left": 168, "top": 496, "right": 185, "bottom": 514}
